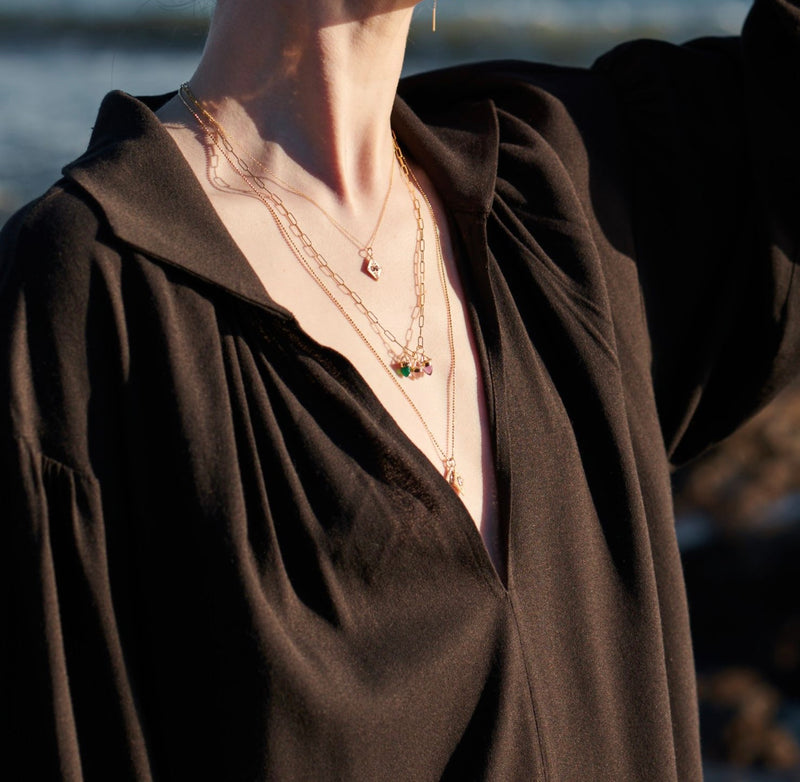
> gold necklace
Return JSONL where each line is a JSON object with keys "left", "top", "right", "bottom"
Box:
{"left": 181, "top": 82, "right": 393, "bottom": 282}
{"left": 178, "top": 86, "right": 463, "bottom": 494}
{"left": 395, "top": 137, "right": 460, "bottom": 488}
{"left": 180, "top": 84, "right": 434, "bottom": 380}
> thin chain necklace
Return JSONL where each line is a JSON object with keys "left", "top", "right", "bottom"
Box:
{"left": 178, "top": 85, "right": 463, "bottom": 494}
{"left": 180, "top": 83, "right": 434, "bottom": 380}
{"left": 181, "top": 82, "right": 393, "bottom": 282}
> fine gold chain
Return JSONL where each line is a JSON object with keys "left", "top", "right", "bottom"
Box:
{"left": 181, "top": 82, "right": 394, "bottom": 282}
{"left": 180, "top": 84, "right": 433, "bottom": 378}
{"left": 399, "top": 144, "right": 459, "bottom": 477}
{"left": 178, "top": 85, "right": 463, "bottom": 493}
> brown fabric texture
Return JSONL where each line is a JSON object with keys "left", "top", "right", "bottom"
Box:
{"left": 3, "top": 1, "right": 800, "bottom": 778}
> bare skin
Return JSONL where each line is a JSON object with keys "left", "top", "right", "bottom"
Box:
{"left": 156, "top": 0, "right": 504, "bottom": 579}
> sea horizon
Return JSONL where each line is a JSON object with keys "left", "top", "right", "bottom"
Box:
{"left": 0, "top": 0, "right": 751, "bottom": 222}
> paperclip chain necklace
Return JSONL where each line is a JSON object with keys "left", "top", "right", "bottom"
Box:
{"left": 182, "top": 82, "right": 393, "bottom": 282}
{"left": 178, "top": 85, "right": 463, "bottom": 493}
{"left": 180, "top": 83, "right": 433, "bottom": 379}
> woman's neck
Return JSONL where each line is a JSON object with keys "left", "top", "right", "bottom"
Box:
{"left": 185, "top": 0, "right": 417, "bottom": 207}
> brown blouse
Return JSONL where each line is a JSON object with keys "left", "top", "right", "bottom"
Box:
{"left": 2, "top": 1, "right": 800, "bottom": 779}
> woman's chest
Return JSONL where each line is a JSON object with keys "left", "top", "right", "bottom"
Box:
{"left": 208, "top": 189, "right": 503, "bottom": 568}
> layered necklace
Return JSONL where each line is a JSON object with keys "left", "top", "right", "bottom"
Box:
{"left": 251, "top": 156, "right": 394, "bottom": 283}
{"left": 182, "top": 83, "right": 394, "bottom": 282}
{"left": 179, "top": 84, "right": 464, "bottom": 494}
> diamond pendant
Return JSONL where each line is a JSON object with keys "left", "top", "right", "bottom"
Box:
{"left": 362, "top": 247, "right": 382, "bottom": 281}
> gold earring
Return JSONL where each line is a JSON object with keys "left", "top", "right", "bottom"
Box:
{"left": 432, "top": 0, "right": 437, "bottom": 31}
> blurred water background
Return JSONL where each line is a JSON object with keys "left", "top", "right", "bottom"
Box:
{"left": 0, "top": 0, "right": 751, "bottom": 222}
{"left": 5, "top": 2, "right": 800, "bottom": 778}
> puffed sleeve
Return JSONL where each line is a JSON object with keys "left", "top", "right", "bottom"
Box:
{"left": 1, "top": 441, "right": 152, "bottom": 781}
{"left": 594, "top": 0, "right": 800, "bottom": 465}
{"left": 0, "top": 190, "right": 150, "bottom": 780}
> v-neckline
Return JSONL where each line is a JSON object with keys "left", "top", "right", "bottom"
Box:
{"left": 62, "top": 88, "right": 510, "bottom": 592}
{"left": 273, "top": 283, "right": 511, "bottom": 597}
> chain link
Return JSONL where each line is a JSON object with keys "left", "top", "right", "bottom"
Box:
{"left": 182, "top": 82, "right": 395, "bottom": 268}
{"left": 181, "top": 85, "right": 427, "bottom": 368}
{"left": 178, "top": 84, "right": 462, "bottom": 491}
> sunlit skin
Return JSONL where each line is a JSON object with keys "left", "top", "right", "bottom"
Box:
{"left": 156, "top": 0, "right": 505, "bottom": 578}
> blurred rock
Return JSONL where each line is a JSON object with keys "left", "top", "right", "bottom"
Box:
{"left": 698, "top": 669, "right": 800, "bottom": 771}
{"left": 682, "top": 524, "right": 800, "bottom": 692}
{"left": 674, "top": 381, "right": 800, "bottom": 772}
{"left": 675, "top": 382, "right": 800, "bottom": 533}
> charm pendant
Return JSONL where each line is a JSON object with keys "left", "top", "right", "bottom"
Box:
{"left": 445, "top": 459, "right": 464, "bottom": 496}
{"left": 362, "top": 247, "right": 382, "bottom": 281}
{"left": 397, "top": 356, "right": 433, "bottom": 379}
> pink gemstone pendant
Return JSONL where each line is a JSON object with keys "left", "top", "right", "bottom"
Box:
{"left": 409, "top": 358, "right": 432, "bottom": 380}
